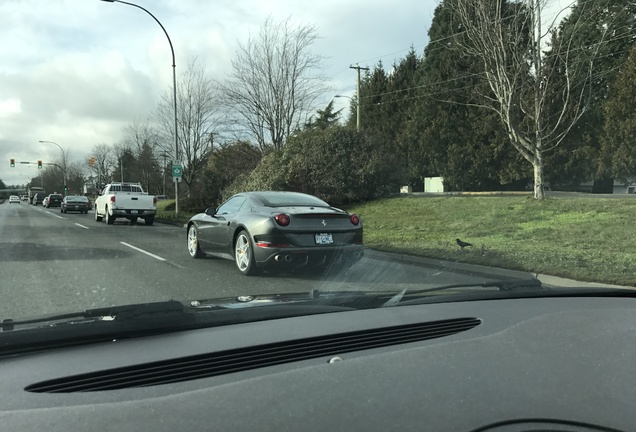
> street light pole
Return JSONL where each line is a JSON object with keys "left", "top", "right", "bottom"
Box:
{"left": 100, "top": 0, "right": 179, "bottom": 214}
{"left": 39, "top": 140, "right": 67, "bottom": 195}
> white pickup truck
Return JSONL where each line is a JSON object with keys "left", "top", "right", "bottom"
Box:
{"left": 94, "top": 182, "right": 157, "bottom": 225}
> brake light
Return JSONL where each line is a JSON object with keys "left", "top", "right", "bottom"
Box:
{"left": 153, "top": 196, "right": 157, "bottom": 204}
{"left": 350, "top": 214, "right": 360, "bottom": 225}
{"left": 110, "top": 196, "right": 116, "bottom": 203}
{"left": 256, "top": 242, "right": 293, "bottom": 248}
{"left": 274, "top": 213, "right": 290, "bottom": 226}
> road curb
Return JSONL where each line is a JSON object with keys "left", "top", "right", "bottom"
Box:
{"left": 365, "top": 249, "right": 634, "bottom": 289}
{"left": 155, "top": 218, "right": 188, "bottom": 228}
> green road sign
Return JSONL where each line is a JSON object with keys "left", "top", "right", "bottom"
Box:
{"left": 171, "top": 164, "right": 182, "bottom": 178}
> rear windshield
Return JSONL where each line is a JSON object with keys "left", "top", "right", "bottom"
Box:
{"left": 66, "top": 196, "right": 87, "bottom": 202}
{"left": 110, "top": 184, "right": 143, "bottom": 193}
{"left": 256, "top": 192, "right": 329, "bottom": 207}
{"left": 50, "top": 195, "right": 62, "bottom": 199}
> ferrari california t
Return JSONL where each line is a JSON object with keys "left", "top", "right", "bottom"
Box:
{"left": 186, "top": 191, "right": 363, "bottom": 275}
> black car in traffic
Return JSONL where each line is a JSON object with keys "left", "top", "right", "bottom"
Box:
{"left": 186, "top": 191, "right": 363, "bottom": 276}
{"left": 61, "top": 196, "right": 90, "bottom": 214}
{"left": 44, "top": 194, "right": 63, "bottom": 208}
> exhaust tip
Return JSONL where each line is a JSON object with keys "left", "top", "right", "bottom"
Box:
{"left": 284, "top": 254, "right": 292, "bottom": 262}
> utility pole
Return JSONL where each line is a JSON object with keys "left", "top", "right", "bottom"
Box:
{"left": 350, "top": 64, "right": 369, "bottom": 130}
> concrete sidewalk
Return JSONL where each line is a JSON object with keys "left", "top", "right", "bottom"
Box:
{"left": 364, "top": 249, "right": 633, "bottom": 290}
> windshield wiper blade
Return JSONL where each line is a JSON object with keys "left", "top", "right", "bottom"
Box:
{"left": 382, "top": 278, "right": 543, "bottom": 307}
{"left": 1, "top": 300, "right": 186, "bottom": 331}
{"left": 416, "top": 278, "right": 542, "bottom": 294}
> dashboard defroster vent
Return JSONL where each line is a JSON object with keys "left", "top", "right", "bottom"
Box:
{"left": 26, "top": 317, "right": 481, "bottom": 393}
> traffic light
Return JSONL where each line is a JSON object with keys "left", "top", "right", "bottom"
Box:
{"left": 37, "top": 160, "right": 42, "bottom": 169}
{"left": 10, "top": 158, "right": 15, "bottom": 167}
{"left": 64, "top": 186, "right": 68, "bottom": 191}
{"left": 89, "top": 156, "right": 95, "bottom": 167}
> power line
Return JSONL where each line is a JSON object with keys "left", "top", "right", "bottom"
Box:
{"left": 330, "top": 0, "right": 630, "bottom": 92}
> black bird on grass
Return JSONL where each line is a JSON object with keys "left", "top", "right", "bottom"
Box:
{"left": 456, "top": 238, "right": 473, "bottom": 250}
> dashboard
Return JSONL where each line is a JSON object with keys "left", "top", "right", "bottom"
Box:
{"left": 1, "top": 296, "right": 635, "bottom": 431}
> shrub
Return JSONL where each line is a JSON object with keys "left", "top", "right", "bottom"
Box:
{"left": 223, "top": 126, "right": 401, "bottom": 206}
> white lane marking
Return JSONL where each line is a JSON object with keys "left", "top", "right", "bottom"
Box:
{"left": 75, "top": 223, "right": 89, "bottom": 230}
{"left": 45, "top": 210, "right": 65, "bottom": 219}
{"left": 120, "top": 241, "right": 167, "bottom": 262}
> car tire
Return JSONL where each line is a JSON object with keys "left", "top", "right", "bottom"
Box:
{"left": 234, "top": 230, "right": 259, "bottom": 276}
{"left": 95, "top": 208, "right": 103, "bottom": 222}
{"left": 144, "top": 216, "right": 154, "bottom": 226}
{"left": 187, "top": 224, "right": 204, "bottom": 258}
{"left": 105, "top": 207, "right": 114, "bottom": 225}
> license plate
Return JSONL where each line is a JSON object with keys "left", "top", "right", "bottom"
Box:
{"left": 315, "top": 233, "right": 333, "bottom": 245}
{"left": 130, "top": 210, "right": 138, "bottom": 214}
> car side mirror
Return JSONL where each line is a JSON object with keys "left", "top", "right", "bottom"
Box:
{"left": 205, "top": 207, "right": 217, "bottom": 216}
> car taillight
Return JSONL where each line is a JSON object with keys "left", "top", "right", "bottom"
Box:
{"left": 255, "top": 242, "right": 292, "bottom": 248}
{"left": 274, "top": 213, "right": 290, "bottom": 226}
{"left": 350, "top": 214, "right": 360, "bottom": 225}
{"left": 110, "top": 196, "right": 116, "bottom": 203}
{"left": 153, "top": 196, "right": 157, "bottom": 204}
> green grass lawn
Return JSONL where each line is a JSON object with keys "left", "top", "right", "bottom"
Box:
{"left": 347, "top": 195, "right": 636, "bottom": 286}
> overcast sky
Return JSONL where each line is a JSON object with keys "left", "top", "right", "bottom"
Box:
{"left": 0, "top": 0, "right": 571, "bottom": 186}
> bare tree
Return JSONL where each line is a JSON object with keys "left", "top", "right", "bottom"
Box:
{"left": 218, "top": 17, "right": 328, "bottom": 151}
{"left": 155, "top": 59, "right": 219, "bottom": 193}
{"left": 90, "top": 143, "right": 116, "bottom": 189}
{"left": 66, "top": 160, "right": 87, "bottom": 194}
{"left": 447, "top": 0, "right": 609, "bottom": 199}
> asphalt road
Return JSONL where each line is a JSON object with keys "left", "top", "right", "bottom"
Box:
{"left": 0, "top": 200, "right": 505, "bottom": 319}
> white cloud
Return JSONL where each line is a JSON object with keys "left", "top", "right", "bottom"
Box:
{"left": 0, "top": 0, "right": 438, "bottom": 185}
{"left": 0, "top": 99, "right": 22, "bottom": 115}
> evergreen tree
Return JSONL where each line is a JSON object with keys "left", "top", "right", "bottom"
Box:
{"left": 112, "top": 148, "right": 138, "bottom": 184}
{"left": 602, "top": 44, "right": 636, "bottom": 181}
{"left": 305, "top": 100, "right": 343, "bottom": 130}
{"left": 406, "top": 1, "right": 528, "bottom": 191}
{"left": 544, "top": 0, "right": 636, "bottom": 191}
{"left": 357, "top": 61, "right": 390, "bottom": 135}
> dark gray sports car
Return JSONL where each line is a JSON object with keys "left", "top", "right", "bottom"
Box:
{"left": 186, "top": 191, "right": 364, "bottom": 275}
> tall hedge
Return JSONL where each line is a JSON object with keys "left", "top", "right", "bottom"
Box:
{"left": 223, "top": 127, "right": 400, "bottom": 206}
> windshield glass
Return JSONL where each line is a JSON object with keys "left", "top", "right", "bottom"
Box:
{"left": 255, "top": 192, "right": 330, "bottom": 207}
{"left": 0, "top": 0, "right": 634, "bottom": 335}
